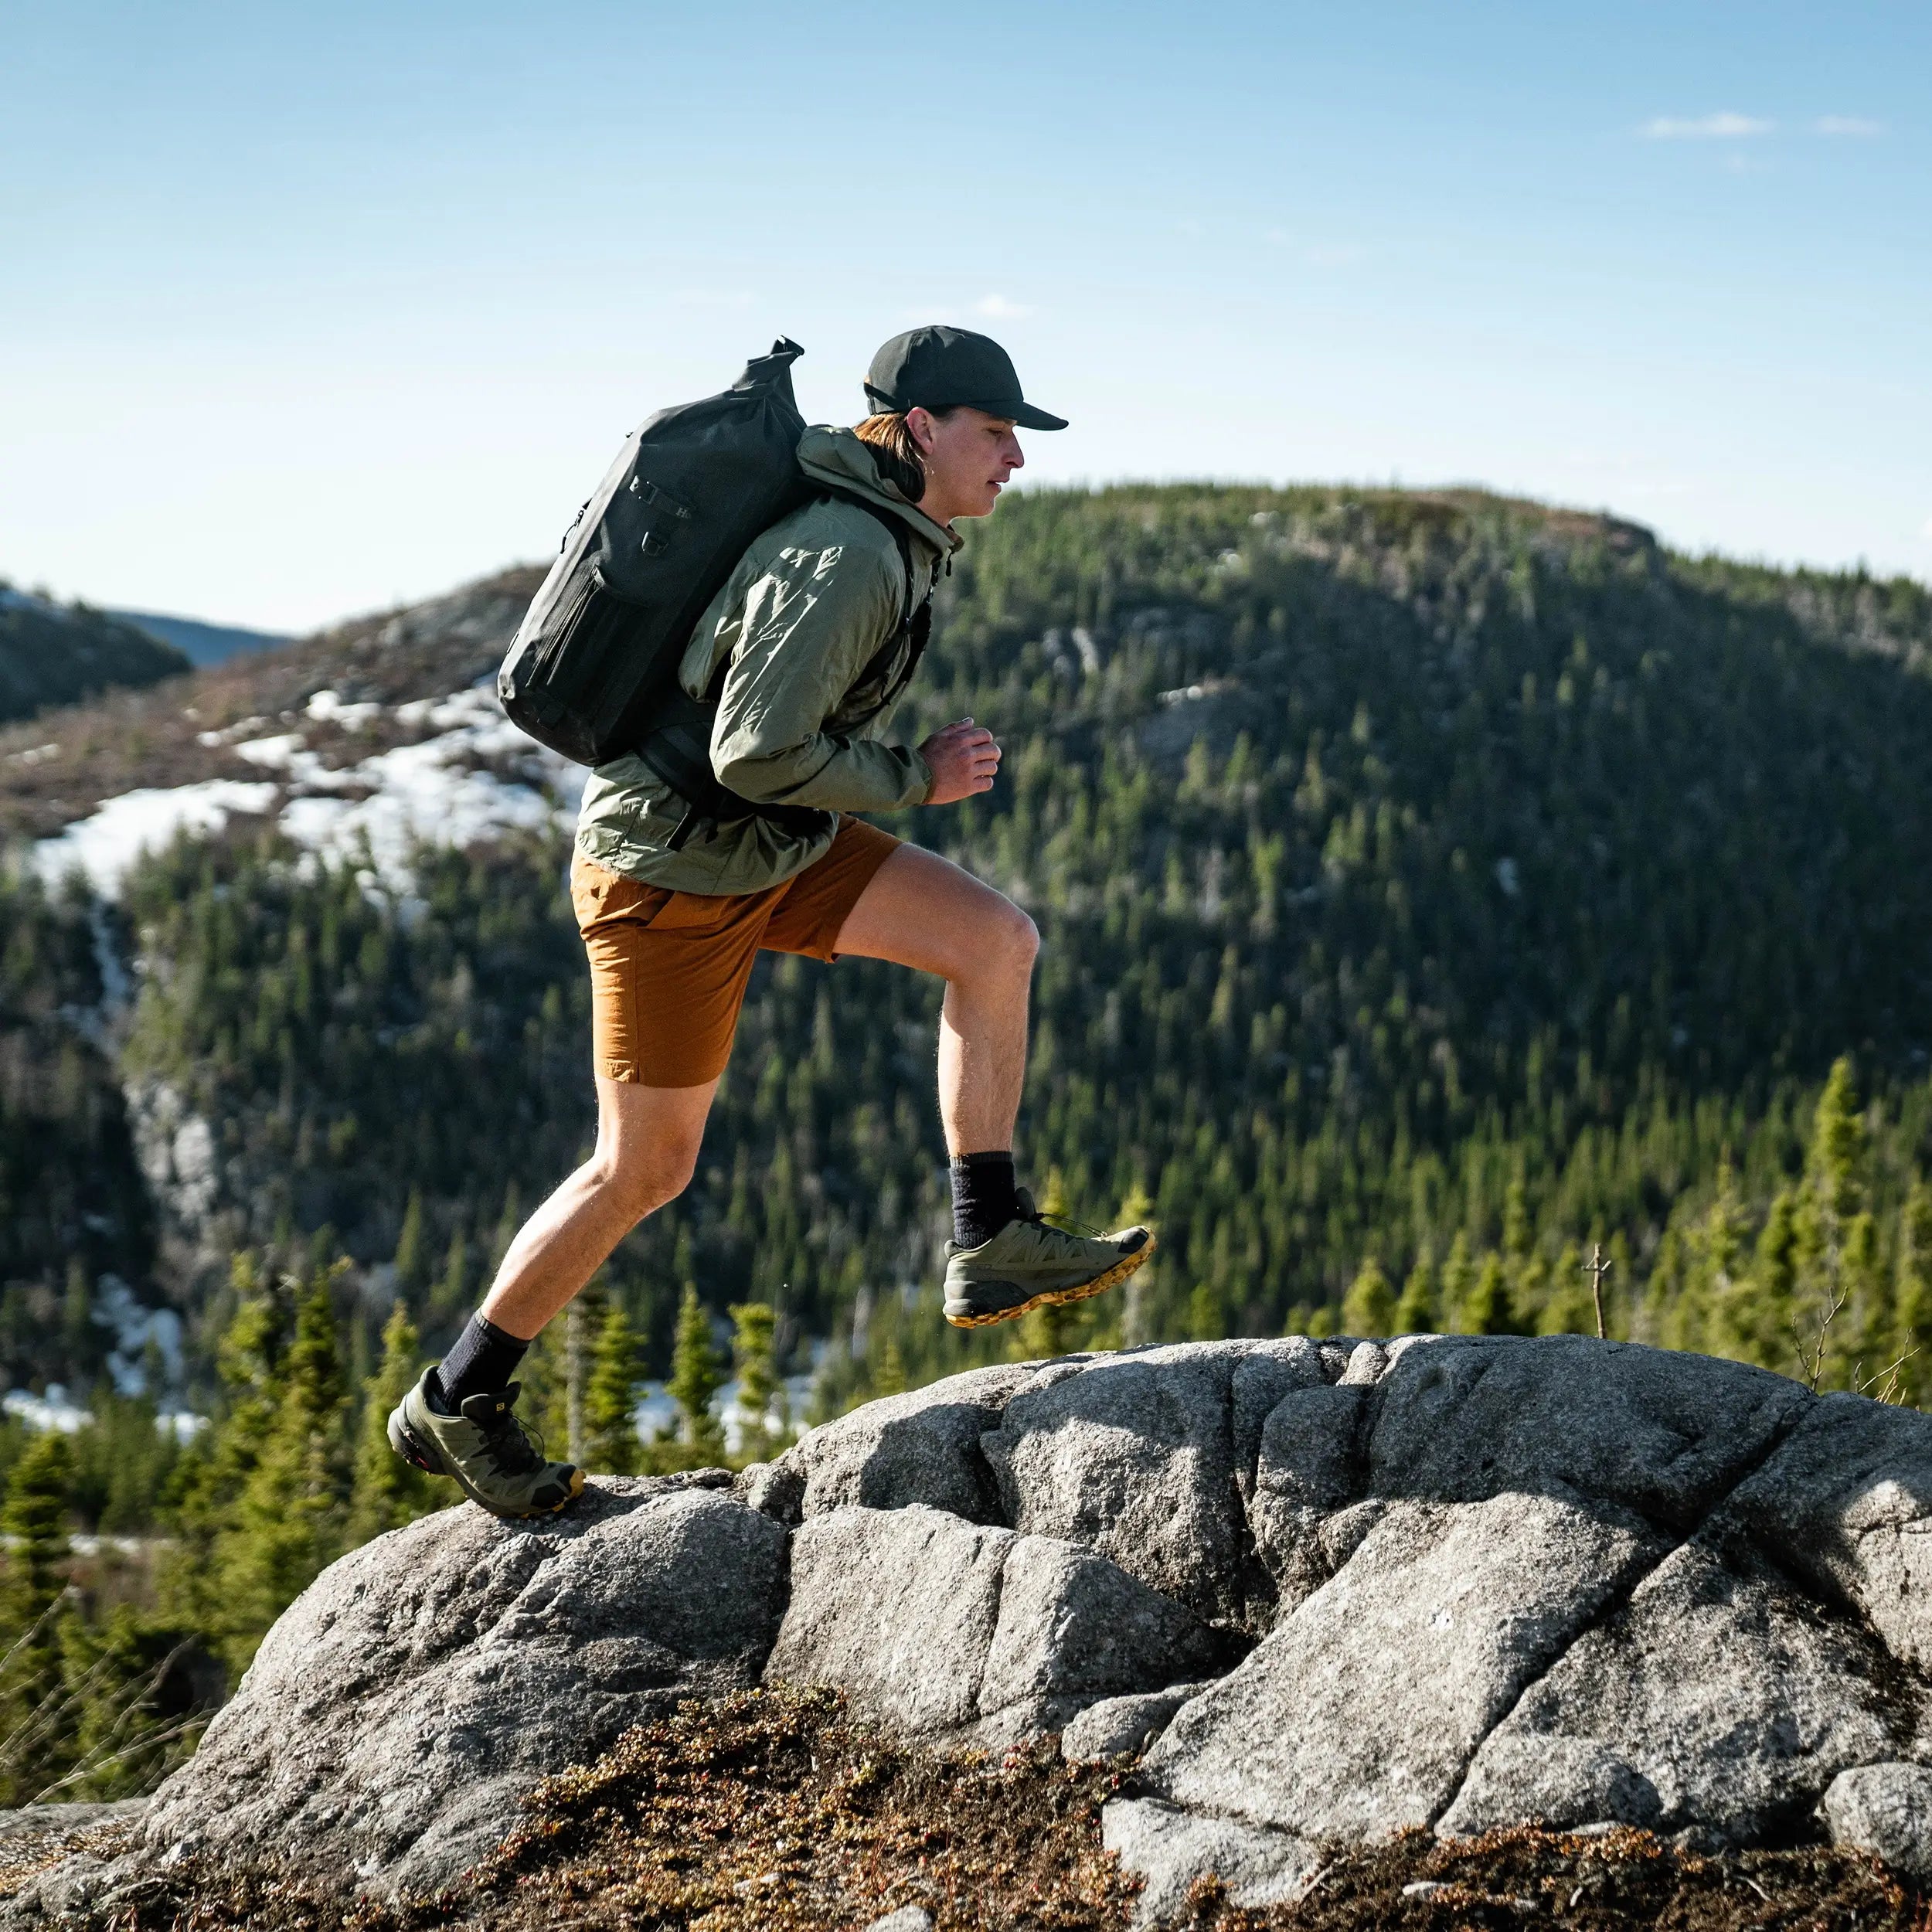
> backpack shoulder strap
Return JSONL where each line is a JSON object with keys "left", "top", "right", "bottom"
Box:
{"left": 821, "top": 488, "right": 920, "bottom": 628}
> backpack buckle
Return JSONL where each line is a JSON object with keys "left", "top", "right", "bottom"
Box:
{"left": 628, "top": 478, "right": 692, "bottom": 519}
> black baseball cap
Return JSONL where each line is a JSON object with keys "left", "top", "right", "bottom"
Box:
{"left": 864, "top": 325, "right": 1068, "bottom": 431}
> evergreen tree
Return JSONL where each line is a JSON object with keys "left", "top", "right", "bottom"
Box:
{"left": 52, "top": 1607, "right": 209, "bottom": 1801}
{"left": 872, "top": 1335, "right": 908, "bottom": 1399}
{"left": 2, "top": 1428, "right": 72, "bottom": 1638}
{"left": 1460, "top": 1253, "right": 1520, "bottom": 1336}
{"left": 158, "top": 1253, "right": 284, "bottom": 1641}
{"left": 583, "top": 1300, "right": 643, "bottom": 1475}
{"left": 347, "top": 1301, "right": 438, "bottom": 1544}
{"left": 730, "top": 1301, "right": 784, "bottom": 1462}
{"left": 1536, "top": 1242, "right": 1596, "bottom": 1337}
{"left": 1895, "top": 1182, "right": 1932, "bottom": 1403}
{"left": 1341, "top": 1256, "right": 1396, "bottom": 1338}
{"left": 0, "top": 1429, "right": 73, "bottom": 1804}
{"left": 213, "top": 1266, "right": 352, "bottom": 1672}
{"left": 1116, "top": 1180, "right": 1159, "bottom": 1348}
{"left": 1440, "top": 1234, "right": 1476, "bottom": 1334}
{"left": 1393, "top": 1252, "right": 1437, "bottom": 1335}
{"left": 393, "top": 1189, "right": 427, "bottom": 1294}
{"left": 1791, "top": 1059, "right": 1868, "bottom": 1386}
{"left": 665, "top": 1284, "right": 725, "bottom": 1461}
{"left": 434, "top": 1227, "right": 469, "bottom": 1321}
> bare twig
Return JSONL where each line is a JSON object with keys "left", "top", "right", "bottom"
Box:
{"left": 1852, "top": 1347, "right": 1920, "bottom": 1406}
{"left": 1791, "top": 1282, "right": 1849, "bottom": 1395}
{"left": 1584, "top": 1244, "right": 1612, "bottom": 1341}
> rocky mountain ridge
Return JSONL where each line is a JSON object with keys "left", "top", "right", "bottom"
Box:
{"left": 14, "top": 1333, "right": 1932, "bottom": 1927}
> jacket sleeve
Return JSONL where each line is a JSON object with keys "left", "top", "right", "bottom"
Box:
{"left": 707, "top": 536, "right": 934, "bottom": 812}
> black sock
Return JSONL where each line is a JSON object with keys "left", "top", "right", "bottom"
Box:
{"left": 436, "top": 1314, "right": 531, "bottom": 1413}
{"left": 951, "top": 1151, "right": 1018, "bottom": 1250}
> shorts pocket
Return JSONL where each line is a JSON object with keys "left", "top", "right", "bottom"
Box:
{"left": 570, "top": 860, "right": 668, "bottom": 936}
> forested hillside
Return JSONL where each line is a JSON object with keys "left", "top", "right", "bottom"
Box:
{"left": 0, "top": 586, "right": 190, "bottom": 725}
{"left": 5, "top": 481, "right": 1932, "bottom": 1799}
{"left": 8, "top": 487, "right": 1932, "bottom": 1406}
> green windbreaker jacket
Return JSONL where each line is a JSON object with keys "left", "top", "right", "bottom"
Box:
{"left": 573, "top": 427, "right": 959, "bottom": 895}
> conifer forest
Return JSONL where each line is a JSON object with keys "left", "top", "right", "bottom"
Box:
{"left": 4, "top": 482, "right": 1932, "bottom": 1801}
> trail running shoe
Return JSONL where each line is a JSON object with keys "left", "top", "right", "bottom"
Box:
{"left": 943, "top": 1189, "right": 1155, "bottom": 1328}
{"left": 388, "top": 1367, "right": 585, "bottom": 1519}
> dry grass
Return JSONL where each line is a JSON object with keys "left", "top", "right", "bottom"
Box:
{"left": 45, "top": 1688, "right": 1930, "bottom": 1932}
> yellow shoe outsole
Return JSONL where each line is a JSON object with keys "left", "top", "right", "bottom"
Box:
{"left": 944, "top": 1231, "right": 1157, "bottom": 1329}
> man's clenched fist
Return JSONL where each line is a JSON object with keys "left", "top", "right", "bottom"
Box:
{"left": 919, "top": 718, "right": 1002, "bottom": 804}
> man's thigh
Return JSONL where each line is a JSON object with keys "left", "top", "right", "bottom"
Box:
{"left": 830, "top": 842, "right": 1027, "bottom": 978}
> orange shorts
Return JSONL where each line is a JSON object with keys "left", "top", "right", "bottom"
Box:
{"left": 571, "top": 817, "right": 902, "bottom": 1087}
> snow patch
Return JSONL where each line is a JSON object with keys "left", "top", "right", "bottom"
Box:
{"left": 35, "top": 780, "right": 280, "bottom": 896}
{"left": 91, "top": 1274, "right": 185, "bottom": 1396}
{"left": 3, "top": 1385, "right": 88, "bottom": 1433}
{"left": 305, "top": 689, "right": 382, "bottom": 730}
{"left": 233, "top": 733, "right": 307, "bottom": 770}
{"left": 36, "top": 685, "right": 585, "bottom": 897}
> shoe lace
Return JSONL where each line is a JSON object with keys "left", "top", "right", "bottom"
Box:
{"left": 477, "top": 1405, "right": 548, "bottom": 1477}
{"left": 1015, "top": 1196, "right": 1106, "bottom": 1240}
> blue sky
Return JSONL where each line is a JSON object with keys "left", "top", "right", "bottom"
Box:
{"left": 3, "top": 0, "right": 1926, "bottom": 630}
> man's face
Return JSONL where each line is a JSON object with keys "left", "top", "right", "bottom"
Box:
{"left": 909, "top": 406, "right": 1024, "bottom": 522}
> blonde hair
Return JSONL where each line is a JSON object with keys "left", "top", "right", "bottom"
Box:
{"left": 852, "top": 409, "right": 954, "bottom": 503}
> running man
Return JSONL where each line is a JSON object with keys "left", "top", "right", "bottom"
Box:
{"left": 390, "top": 327, "right": 1153, "bottom": 1517}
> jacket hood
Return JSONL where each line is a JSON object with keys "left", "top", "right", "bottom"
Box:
{"left": 796, "top": 426, "right": 962, "bottom": 560}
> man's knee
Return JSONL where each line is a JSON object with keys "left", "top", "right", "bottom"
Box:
{"left": 995, "top": 901, "right": 1041, "bottom": 974}
{"left": 594, "top": 1133, "right": 701, "bottom": 1221}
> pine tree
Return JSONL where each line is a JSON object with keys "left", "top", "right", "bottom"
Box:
{"left": 730, "top": 1301, "right": 784, "bottom": 1462}
{"left": 1116, "top": 1180, "right": 1158, "bottom": 1347}
{"left": 2, "top": 1428, "right": 72, "bottom": 1637}
{"left": 583, "top": 1300, "right": 643, "bottom": 1475}
{"left": 666, "top": 1284, "right": 725, "bottom": 1462}
{"left": 1536, "top": 1242, "right": 1596, "bottom": 1336}
{"left": 214, "top": 1265, "right": 352, "bottom": 1671}
{"left": 393, "top": 1189, "right": 427, "bottom": 1295}
{"left": 1341, "top": 1256, "right": 1396, "bottom": 1338}
{"left": 1792, "top": 1058, "right": 1867, "bottom": 1387}
{"left": 1393, "top": 1252, "right": 1437, "bottom": 1335}
{"left": 1894, "top": 1182, "right": 1932, "bottom": 1403}
{"left": 1440, "top": 1233, "right": 1475, "bottom": 1332}
{"left": 434, "top": 1228, "right": 469, "bottom": 1321}
{"left": 347, "top": 1301, "right": 438, "bottom": 1545}
{"left": 872, "top": 1335, "right": 908, "bottom": 1399}
{"left": 1460, "top": 1253, "right": 1520, "bottom": 1336}
{"left": 0, "top": 1429, "right": 74, "bottom": 1804}
{"left": 158, "top": 1253, "right": 284, "bottom": 1639}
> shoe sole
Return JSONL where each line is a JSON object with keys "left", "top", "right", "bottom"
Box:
{"left": 944, "top": 1232, "right": 1157, "bottom": 1329}
{"left": 387, "top": 1409, "right": 583, "bottom": 1520}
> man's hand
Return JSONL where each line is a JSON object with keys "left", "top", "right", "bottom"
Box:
{"left": 919, "top": 718, "right": 1002, "bottom": 804}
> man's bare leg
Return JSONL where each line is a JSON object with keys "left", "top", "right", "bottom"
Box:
{"left": 479, "top": 1074, "right": 718, "bottom": 1339}
{"left": 832, "top": 839, "right": 1153, "bottom": 1326}
{"left": 830, "top": 842, "right": 1038, "bottom": 1154}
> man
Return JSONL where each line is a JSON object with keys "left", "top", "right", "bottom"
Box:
{"left": 390, "top": 326, "right": 1152, "bottom": 1518}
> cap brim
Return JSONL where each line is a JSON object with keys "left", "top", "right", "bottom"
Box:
{"left": 1011, "top": 402, "right": 1068, "bottom": 431}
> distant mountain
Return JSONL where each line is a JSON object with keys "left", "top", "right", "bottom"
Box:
{"left": 0, "top": 583, "right": 191, "bottom": 726}
{"left": 111, "top": 608, "right": 293, "bottom": 668}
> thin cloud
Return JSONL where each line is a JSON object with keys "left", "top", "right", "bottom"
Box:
{"left": 974, "top": 294, "right": 1032, "bottom": 320}
{"left": 1641, "top": 111, "right": 1774, "bottom": 139}
{"left": 1814, "top": 116, "right": 1884, "bottom": 136}
{"left": 1921, "top": 514, "right": 1932, "bottom": 542}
